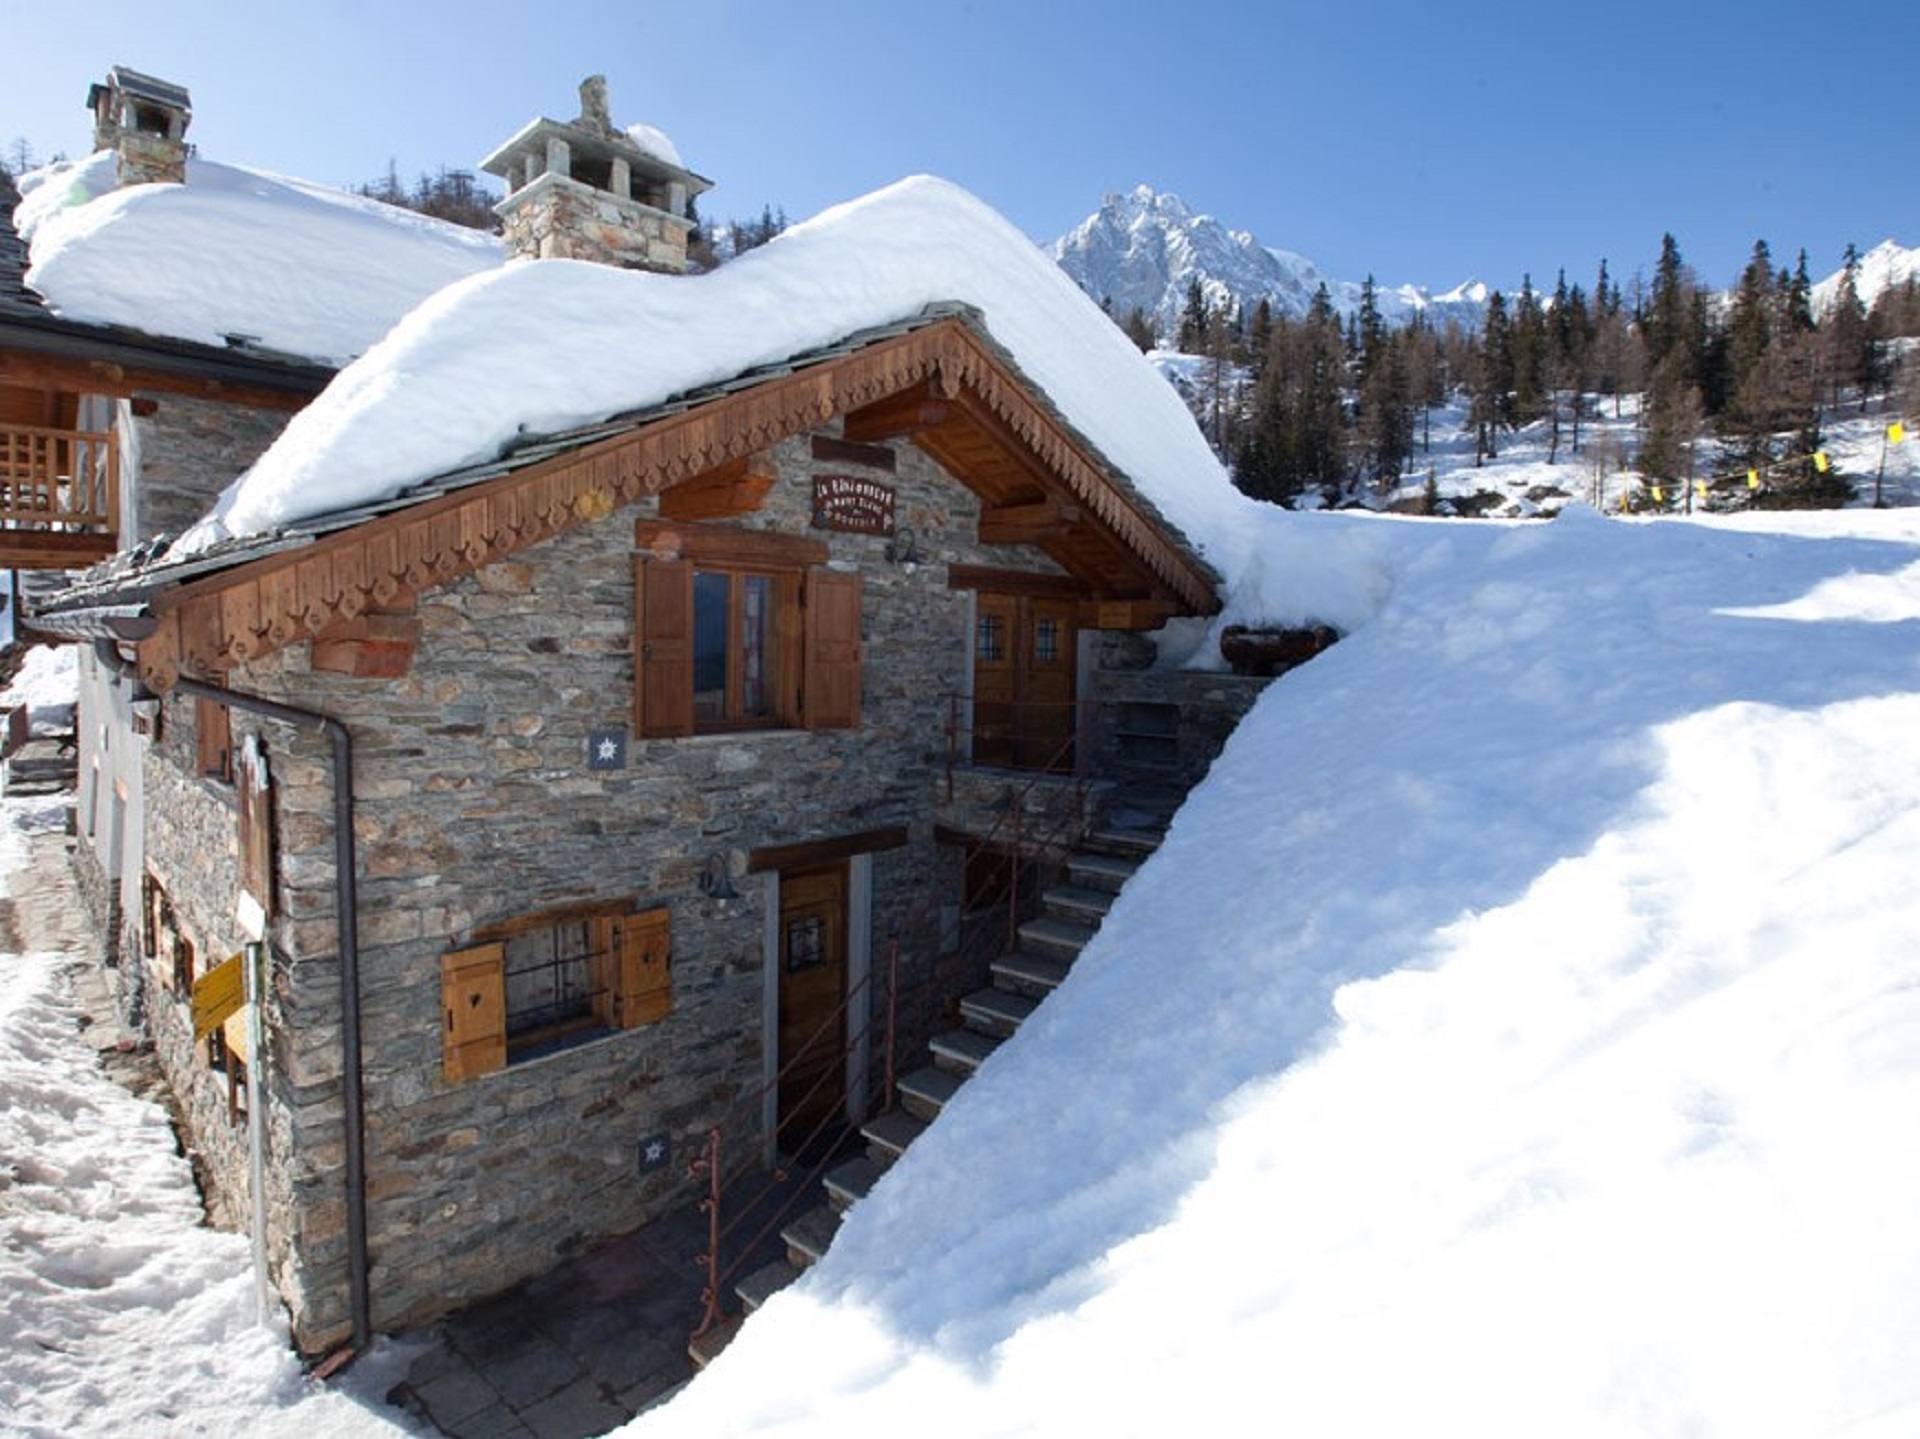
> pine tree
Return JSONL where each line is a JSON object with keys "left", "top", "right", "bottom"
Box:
{"left": 1822, "top": 243, "right": 1873, "bottom": 412}
{"left": 1232, "top": 287, "right": 1349, "bottom": 504}
{"left": 1511, "top": 274, "right": 1548, "bottom": 425}
{"left": 1471, "top": 290, "right": 1515, "bottom": 461}
{"left": 1178, "top": 279, "right": 1212, "bottom": 353}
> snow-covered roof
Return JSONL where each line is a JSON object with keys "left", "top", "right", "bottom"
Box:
{"left": 13, "top": 150, "right": 503, "bottom": 368}
{"left": 175, "top": 175, "right": 1260, "bottom": 596}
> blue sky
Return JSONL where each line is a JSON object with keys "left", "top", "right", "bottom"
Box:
{"left": 6, "top": 0, "right": 1914, "bottom": 296}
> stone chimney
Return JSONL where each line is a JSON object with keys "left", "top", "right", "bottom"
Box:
{"left": 86, "top": 66, "right": 192, "bottom": 187}
{"left": 478, "top": 76, "right": 712, "bottom": 272}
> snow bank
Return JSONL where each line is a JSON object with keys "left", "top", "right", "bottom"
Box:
{"left": 636, "top": 506, "right": 1920, "bottom": 1437}
{"left": 2, "top": 644, "right": 78, "bottom": 733}
{"left": 16, "top": 151, "right": 502, "bottom": 367}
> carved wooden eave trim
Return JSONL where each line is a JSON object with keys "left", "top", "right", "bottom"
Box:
{"left": 932, "top": 323, "right": 1217, "bottom": 615}
{"left": 134, "top": 313, "right": 1217, "bottom": 691}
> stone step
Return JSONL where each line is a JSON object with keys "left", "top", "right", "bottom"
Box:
{"left": 823, "top": 1153, "right": 881, "bottom": 1214}
{"left": 958, "top": 986, "right": 1037, "bottom": 1040}
{"left": 1041, "top": 883, "right": 1114, "bottom": 923}
{"left": 782, "top": 1203, "right": 840, "bottom": 1268}
{"left": 1018, "top": 914, "right": 1098, "bottom": 961}
{"left": 929, "top": 1027, "right": 1000, "bottom": 1077}
{"left": 738, "top": 1257, "right": 802, "bottom": 1312}
{"left": 688, "top": 1313, "right": 745, "bottom": 1369}
{"left": 1083, "top": 825, "right": 1163, "bottom": 859}
{"left": 897, "top": 1063, "right": 965, "bottom": 1121}
{"left": 862, "top": 1106, "right": 927, "bottom": 1165}
{"left": 991, "top": 948, "right": 1072, "bottom": 997}
{"left": 1067, "top": 850, "right": 1142, "bottom": 894}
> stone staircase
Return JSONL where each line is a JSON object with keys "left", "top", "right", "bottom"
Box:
{"left": 688, "top": 791, "right": 1175, "bottom": 1367}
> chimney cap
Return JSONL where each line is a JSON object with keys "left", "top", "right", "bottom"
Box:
{"left": 87, "top": 66, "right": 193, "bottom": 123}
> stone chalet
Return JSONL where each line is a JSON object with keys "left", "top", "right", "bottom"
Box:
{"left": 18, "top": 73, "right": 1277, "bottom": 1358}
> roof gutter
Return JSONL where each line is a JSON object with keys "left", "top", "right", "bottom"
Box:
{"left": 91, "top": 639, "right": 373, "bottom": 1361}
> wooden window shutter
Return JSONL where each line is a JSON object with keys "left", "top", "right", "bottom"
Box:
{"left": 634, "top": 556, "right": 694, "bottom": 738}
{"left": 441, "top": 943, "right": 507, "bottom": 1082}
{"left": 605, "top": 907, "right": 671, "bottom": 1029}
{"left": 802, "top": 568, "right": 862, "bottom": 730}
{"left": 196, "top": 697, "right": 232, "bottom": 781}
{"left": 236, "top": 735, "right": 273, "bottom": 912}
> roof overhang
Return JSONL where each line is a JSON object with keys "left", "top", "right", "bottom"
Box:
{"left": 35, "top": 308, "right": 1219, "bottom": 692}
{"left": 0, "top": 312, "right": 332, "bottom": 408}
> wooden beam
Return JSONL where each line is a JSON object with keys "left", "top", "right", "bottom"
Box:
{"left": 842, "top": 378, "right": 950, "bottom": 442}
{"left": 978, "top": 498, "right": 1081, "bottom": 545}
{"left": 0, "top": 531, "right": 118, "bottom": 569}
{"left": 658, "top": 454, "right": 778, "bottom": 521}
{"left": 634, "top": 519, "right": 827, "bottom": 569}
{"left": 747, "top": 825, "right": 910, "bottom": 874}
{"left": 309, "top": 605, "right": 421, "bottom": 679}
{"left": 946, "top": 564, "right": 1085, "bottom": 600}
{"left": 0, "top": 350, "right": 319, "bottom": 411}
{"left": 1077, "top": 597, "right": 1171, "bottom": 631}
{"left": 810, "top": 435, "right": 896, "bottom": 472}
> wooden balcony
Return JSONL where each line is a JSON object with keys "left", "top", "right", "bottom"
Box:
{"left": 0, "top": 422, "right": 120, "bottom": 569}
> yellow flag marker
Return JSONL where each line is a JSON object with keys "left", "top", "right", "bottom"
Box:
{"left": 1747, "top": 468, "right": 1760, "bottom": 489}
{"left": 1814, "top": 451, "right": 1831, "bottom": 473}
{"left": 1651, "top": 484, "right": 1665, "bottom": 504}
{"left": 1892, "top": 421, "right": 1907, "bottom": 445}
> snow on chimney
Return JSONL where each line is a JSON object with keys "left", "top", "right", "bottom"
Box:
{"left": 86, "top": 66, "right": 192, "bottom": 187}
{"left": 478, "top": 76, "right": 712, "bottom": 273}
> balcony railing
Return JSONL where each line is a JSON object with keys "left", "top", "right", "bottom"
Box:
{"left": 0, "top": 422, "right": 120, "bottom": 568}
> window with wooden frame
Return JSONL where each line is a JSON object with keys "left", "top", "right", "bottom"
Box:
{"left": 196, "top": 696, "right": 232, "bottom": 783}
{"left": 441, "top": 902, "right": 671, "bottom": 1083}
{"left": 634, "top": 523, "right": 862, "bottom": 738}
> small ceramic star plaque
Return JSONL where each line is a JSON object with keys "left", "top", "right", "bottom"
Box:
{"left": 588, "top": 726, "right": 628, "bottom": 771}
{"left": 637, "top": 1131, "right": 671, "bottom": 1176}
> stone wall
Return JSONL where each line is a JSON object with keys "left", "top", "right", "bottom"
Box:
{"left": 141, "top": 424, "right": 1075, "bottom": 1349}
{"left": 1084, "top": 662, "right": 1274, "bottom": 795}
{"left": 130, "top": 396, "right": 291, "bottom": 544}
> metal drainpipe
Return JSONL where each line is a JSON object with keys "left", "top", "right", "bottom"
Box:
{"left": 93, "top": 640, "right": 373, "bottom": 1357}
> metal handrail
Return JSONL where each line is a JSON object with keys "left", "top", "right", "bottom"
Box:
{"left": 689, "top": 704, "right": 1106, "bottom": 1343}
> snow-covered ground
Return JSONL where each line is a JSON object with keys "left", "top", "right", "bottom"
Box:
{"left": 7, "top": 498, "right": 1920, "bottom": 1436}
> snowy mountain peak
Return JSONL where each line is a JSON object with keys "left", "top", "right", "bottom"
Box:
{"left": 1810, "top": 237, "right": 1920, "bottom": 315}
{"left": 1051, "top": 183, "right": 1485, "bottom": 343}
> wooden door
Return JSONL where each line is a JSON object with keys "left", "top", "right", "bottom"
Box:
{"left": 1018, "top": 597, "right": 1077, "bottom": 770}
{"left": 777, "top": 861, "right": 849, "bottom": 1153}
{"left": 972, "top": 593, "right": 1077, "bottom": 771}
{"left": 972, "top": 592, "right": 1018, "bottom": 768}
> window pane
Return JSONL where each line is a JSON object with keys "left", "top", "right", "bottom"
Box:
{"left": 741, "top": 573, "right": 775, "bottom": 719}
{"left": 977, "top": 613, "right": 1002, "bottom": 662}
{"left": 1034, "top": 618, "right": 1059, "bottom": 664}
{"left": 504, "top": 920, "right": 596, "bottom": 1038}
{"left": 693, "top": 570, "right": 730, "bottom": 721}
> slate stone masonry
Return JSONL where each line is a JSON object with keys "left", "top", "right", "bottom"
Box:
{"left": 135, "top": 425, "right": 1080, "bottom": 1351}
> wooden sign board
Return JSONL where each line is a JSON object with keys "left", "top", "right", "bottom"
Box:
{"left": 810, "top": 475, "right": 895, "bottom": 535}
{"left": 192, "top": 951, "right": 247, "bottom": 1041}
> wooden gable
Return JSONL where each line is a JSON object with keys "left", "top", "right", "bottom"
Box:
{"left": 133, "top": 315, "right": 1218, "bottom": 692}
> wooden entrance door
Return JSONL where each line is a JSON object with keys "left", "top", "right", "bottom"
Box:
{"left": 973, "top": 593, "right": 1077, "bottom": 770}
{"left": 777, "top": 861, "right": 849, "bottom": 1152}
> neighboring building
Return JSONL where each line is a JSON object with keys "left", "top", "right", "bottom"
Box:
{"left": 23, "top": 71, "right": 1249, "bottom": 1359}
{"left": 3, "top": 72, "right": 334, "bottom": 984}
